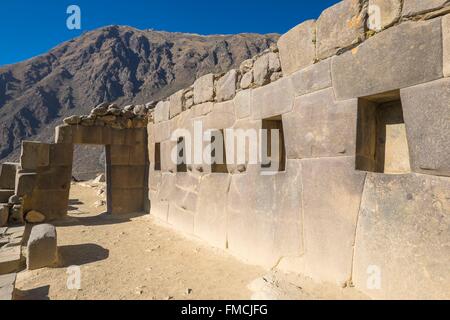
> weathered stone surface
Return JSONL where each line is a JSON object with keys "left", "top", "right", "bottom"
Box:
{"left": 154, "top": 101, "right": 170, "bottom": 123}
{"left": 316, "top": 0, "right": 366, "bottom": 60}
{"left": 27, "top": 224, "right": 57, "bottom": 270}
{"left": 194, "top": 175, "right": 230, "bottom": 249}
{"left": 240, "top": 71, "right": 253, "bottom": 89}
{"left": 216, "top": 69, "right": 237, "bottom": 102}
{"left": 227, "top": 161, "right": 303, "bottom": 268}
{"left": 0, "top": 273, "right": 16, "bottom": 300}
{"left": 36, "top": 166, "right": 72, "bottom": 191}
{"left": 71, "top": 126, "right": 106, "bottom": 145}
{"left": 402, "top": 0, "right": 449, "bottom": 16}
{"left": 280, "top": 157, "right": 366, "bottom": 286}
{"left": 169, "top": 90, "right": 184, "bottom": 119}
{"left": 0, "top": 205, "right": 8, "bottom": 227}
{"left": 368, "top": 0, "right": 402, "bottom": 31}
{"left": 277, "top": 20, "right": 316, "bottom": 75}
{"left": 25, "top": 189, "right": 70, "bottom": 221}
{"left": 0, "top": 163, "right": 18, "bottom": 190}
{"left": 400, "top": 78, "right": 450, "bottom": 177}
{"left": 268, "top": 52, "right": 281, "bottom": 72}
{"left": 191, "top": 102, "right": 213, "bottom": 117}
{"left": 8, "top": 205, "right": 23, "bottom": 225}
{"left": 193, "top": 73, "right": 214, "bottom": 104}
{"left": 168, "top": 204, "right": 194, "bottom": 234}
{"left": 110, "top": 165, "right": 147, "bottom": 189}
{"left": 239, "top": 59, "right": 253, "bottom": 74}
{"left": 234, "top": 89, "right": 252, "bottom": 119}
{"left": 251, "top": 76, "right": 294, "bottom": 120}
{"left": 283, "top": 88, "right": 357, "bottom": 159}
{"left": 49, "top": 144, "right": 73, "bottom": 167}
{"left": 15, "top": 172, "right": 37, "bottom": 197}
{"left": 63, "top": 115, "right": 81, "bottom": 125}
{"left": 24, "top": 210, "right": 46, "bottom": 224}
{"left": 0, "top": 190, "right": 14, "bottom": 204}
{"left": 253, "top": 54, "right": 270, "bottom": 86}
{"left": 353, "top": 173, "right": 450, "bottom": 299}
{"left": 290, "top": 59, "right": 331, "bottom": 97}
{"left": 21, "top": 141, "right": 50, "bottom": 170}
{"left": 0, "top": 245, "right": 24, "bottom": 274}
{"left": 443, "top": 14, "right": 450, "bottom": 77}
{"left": 55, "top": 125, "right": 73, "bottom": 144}
{"left": 110, "top": 188, "right": 145, "bottom": 215}
{"left": 203, "top": 100, "right": 236, "bottom": 131}
{"left": 332, "top": 19, "right": 443, "bottom": 100}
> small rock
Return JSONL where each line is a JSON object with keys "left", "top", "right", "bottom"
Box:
{"left": 185, "top": 288, "right": 193, "bottom": 295}
{"left": 124, "top": 105, "right": 135, "bottom": 112}
{"left": 240, "top": 59, "right": 254, "bottom": 74}
{"left": 240, "top": 71, "right": 254, "bottom": 89}
{"left": 25, "top": 210, "right": 46, "bottom": 224}
{"left": 91, "top": 103, "right": 109, "bottom": 116}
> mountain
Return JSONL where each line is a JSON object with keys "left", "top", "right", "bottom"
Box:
{"left": 0, "top": 25, "right": 279, "bottom": 178}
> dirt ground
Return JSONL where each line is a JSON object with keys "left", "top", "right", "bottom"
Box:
{"left": 15, "top": 182, "right": 367, "bottom": 300}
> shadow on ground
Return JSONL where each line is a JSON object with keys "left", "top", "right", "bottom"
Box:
{"left": 54, "top": 212, "right": 148, "bottom": 227}
{"left": 58, "top": 243, "right": 109, "bottom": 267}
{"left": 15, "top": 285, "right": 50, "bottom": 300}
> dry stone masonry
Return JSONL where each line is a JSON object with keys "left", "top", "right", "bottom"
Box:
{"left": 0, "top": 0, "right": 449, "bottom": 300}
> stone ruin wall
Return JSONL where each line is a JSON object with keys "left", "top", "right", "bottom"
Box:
{"left": 1, "top": 0, "right": 450, "bottom": 300}
{"left": 147, "top": 0, "right": 450, "bottom": 300}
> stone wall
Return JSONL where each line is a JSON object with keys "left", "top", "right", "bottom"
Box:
{"left": 147, "top": 0, "right": 450, "bottom": 299}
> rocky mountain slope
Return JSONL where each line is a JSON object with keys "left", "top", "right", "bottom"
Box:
{"left": 0, "top": 25, "right": 278, "bottom": 178}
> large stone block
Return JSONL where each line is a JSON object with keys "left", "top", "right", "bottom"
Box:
{"left": 368, "top": 0, "right": 402, "bottom": 31}
{"left": 443, "top": 14, "right": 450, "bottom": 77}
{"left": 0, "top": 205, "right": 8, "bottom": 228}
{"left": 168, "top": 204, "right": 194, "bottom": 234}
{"left": 0, "top": 246, "right": 24, "bottom": 275}
{"left": 35, "top": 166, "right": 72, "bottom": 191}
{"left": 160, "top": 140, "right": 176, "bottom": 173}
{"left": 191, "top": 102, "right": 213, "bottom": 117}
{"left": 0, "top": 273, "right": 16, "bottom": 300}
{"left": 253, "top": 54, "right": 270, "bottom": 86}
{"left": 290, "top": 59, "right": 332, "bottom": 97}
{"left": 149, "top": 190, "right": 169, "bottom": 221}
{"left": 283, "top": 88, "right": 358, "bottom": 159}
{"left": 169, "top": 90, "right": 184, "bottom": 119}
{"left": 0, "top": 190, "right": 14, "bottom": 204}
{"left": 71, "top": 126, "right": 107, "bottom": 145}
{"left": 154, "top": 101, "right": 170, "bottom": 123}
{"left": 216, "top": 69, "right": 237, "bottom": 102}
{"left": 281, "top": 157, "right": 366, "bottom": 286}
{"left": 400, "top": 78, "right": 450, "bottom": 177}
{"left": 27, "top": 224, "right": 57, "bottom": 271}
{"left": 277, "top": 20, "right": 316, "bottom": 75}
{"left": 49, "top": 144, "right": 73, "bottom": 167}
{"left": 194, "top": 73, "right": 214, "bottom": 104}
{"left": 353, "top": 173, "right": 450, "bottom": 299}
{"left": 234, "top": 89, "right": 252, "bottom": 119}
{"left": 15, "top": 172, "right": 37, "bottom": 197}
{"left": 55, "top": 125, "right": 73, "bottom": 144}
{"left": 402, "top": 0, "right": 449, "bottom": 16}
{"left": 203, "top": 100, "right": 236, "bottom": 131}
{"left": 332, "top": 19, "right": 443, "bottom": 100}
{"left": 251, "top": 77, "right": 294, "bottom": 120}
{"left": 0, "top": 163, "right": 19, "bottom": 190}
{"left": 153, "top": 121, "right": 171, "bottom": 143}
{"left": 227, "top": 160, "right": 303, "bottom": 268}
{"left": 21, "top": 142, "right": 50, "bottom": 170}
{"left": 194, "top": 175, "right": 230, "bottom": 249}
{"left": 316, "top": 0, "right": 366, "bottom": 60}
{"left": 110, "top": 165, "right": 147, "bottom": 189}
{"left": 110, "top": 188, "right": 145, "bottom": 215}
{"left": 26, "top": 189, "right": 70, "bottom": 221}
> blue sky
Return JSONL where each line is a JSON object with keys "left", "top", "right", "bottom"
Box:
{"left": 0, "top": 0, "right": 339, "bottom": 66}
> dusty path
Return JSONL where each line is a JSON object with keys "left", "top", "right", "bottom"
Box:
{"left": 15, "top": 182, "right": 367, "bottom": 300}
{"left": 15, "top": 183, "right": 265, "bottom": 300}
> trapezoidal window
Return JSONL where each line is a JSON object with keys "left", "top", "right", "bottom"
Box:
{"left": 261, "top": 116, "right": 286, "bottom": 172}
{"left": 154, "top": 143, "right": 161, "bottom": 171}
{"left": 356, "top": 90, "right": 411, "bottom": 174}
{"left": 210, "top": 130, "right": 228, "bottom": 173}
{"left": 177, "top": 137, "right": 187, "bottom": 173}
